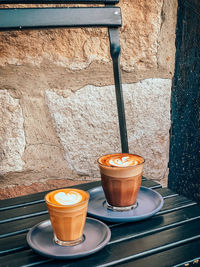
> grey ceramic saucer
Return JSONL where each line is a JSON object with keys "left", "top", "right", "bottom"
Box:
{"left": 27, "top": 217, "right": 111, "bottom": 259}
{"left": 87, "top": 186, "right": 164, "bottom": 222}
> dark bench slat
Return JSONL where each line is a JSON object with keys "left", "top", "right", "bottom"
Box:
{"left": 0, "top": 7, "right": 121, "bottom": 31}
{"left": 154, "top": 187, "right": 178, "bottom": 199}
{"left": 1, "top": 205, "right": 200, "bottom": 258}
{"left": 0, "top": 0, "right": 119, "bottom": 4}
{"left": 0, "top": 233, "right": 28, "bottom": 256}
{"left": 0, "top": 202, "right": 48, "bottom": 224}
{"left": 0, "top": 181, "right": 100, "bottom": 211}
{"left": 0, "top": 194, "right": 197, "bottom": 239}
{"left": 118, "top": 239, "right": 200, "bottom": 267}
{"left": 1, "top": 220, "right": 200, "bottom": 266}
{"left": 63, "top": 220, "right": 200, "bottom": 266}
{"left": 157, "top": 195, "right": 196, "bottom": 215}
{"left": 109, "top": 205, "right": 200, "bottom": 245}
{"left": 0, "top": 249, "right": 51, "bottom": 267}
{"left": 141, "top": 179, "right": 162, "bottom": 189}
{"left": 0, "top": 179, "right": 161, "bottom": 224}
{"left": 0, "top": 185, "right": 193, "bottom": 226}
{"left": 0, "top": 214, "right": 49, "bottom": 239}
{"left": 0, "top": 178, "right": 154, "bottom": 211}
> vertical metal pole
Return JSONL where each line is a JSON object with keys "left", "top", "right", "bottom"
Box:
{"left": 108, "top": 27, "right": 129, "bottom": 153}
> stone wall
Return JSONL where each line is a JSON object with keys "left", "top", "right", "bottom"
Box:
{"left": 0, "top": 0, "right": 177, "bottom": 198}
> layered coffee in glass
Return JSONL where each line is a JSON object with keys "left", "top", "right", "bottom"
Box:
{"left": 45, "top": 188, "right": 89, "bottom": 246}
{"left": 98, "top": 153, "right": 145, "bottom": 211}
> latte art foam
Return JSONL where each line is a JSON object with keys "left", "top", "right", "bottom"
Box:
{"left": 98, "top": 153, "right": 143, "bottom": 168}
{"left": 54, "top": 191, "right": 82, "bottom": 205}
{"left": 109, "top": 156, "right": 139, "bottom": 167}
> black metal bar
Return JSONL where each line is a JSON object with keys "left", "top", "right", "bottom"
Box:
{"left": 108, "top": 27, "right": 129, "bottom": 153}
{"left": 0, "top": 7, "right": 121, "bottom": 31}
{"left": 0, "top": 0, "right": 119, "bottom": 4}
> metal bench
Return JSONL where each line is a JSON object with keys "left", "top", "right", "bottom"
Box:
{"left": 0, "top": 0, "right": 129, "bottom": 153}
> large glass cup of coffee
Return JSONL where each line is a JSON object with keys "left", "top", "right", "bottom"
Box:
{"left": 98, "top": 153, "right": 145, "bottom": 211}
{"left": 45, "top": 188, "right": 89, "bottom": 246}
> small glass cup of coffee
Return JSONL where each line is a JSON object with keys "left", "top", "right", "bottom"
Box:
{"left": 98, "top": 153, "right": 145, "bottom": 211}
{"left": 45, "top": 188, "right": 89, "bottom": 246}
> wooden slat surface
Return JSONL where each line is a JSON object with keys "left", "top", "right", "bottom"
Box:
{"left": 0, "top": 178, "right": 157, "bottom": 211}
{"left": 118, "top": 239, "right": 200, "bottom": 267}
{"left": 0, "top": 181, "right": 100, "bottom": 210}
{"left": 0, "top": 7, "right": 121, "bottom": 31}
{"left": 0, "top": 189, "right": 193, "bottom": 226}
{"left": 0, "top": 180, "right": 199, "bottom": 267}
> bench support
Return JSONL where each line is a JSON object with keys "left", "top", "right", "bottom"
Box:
{"left": 109, "top": 27, "right": 129, "bottom": 153}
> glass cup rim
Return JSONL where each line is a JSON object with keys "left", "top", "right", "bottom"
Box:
{"left": 45, "top": 188, "right": 90, "bottom": 208}
{"left": 97, "top": 152, "right": 145, "bottom": 168}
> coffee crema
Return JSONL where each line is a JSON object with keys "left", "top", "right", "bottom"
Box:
{"left": 45, "top": 188, "right": 89, "bottom": 246}
{"left": 45, "top": 189, "right": 85, "bottom": 206}
{"left": 98, "top": 153, "right": 143, "bottom": 167}
{"left": 98, "top": 153, "right": 145, "bottom": 210}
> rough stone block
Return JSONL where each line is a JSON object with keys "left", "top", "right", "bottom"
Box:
{"left": 0, "top": 90, "right": 25, "bottom": 174}
{"left": 45, "top": 78, "right": 171, "bottom": 183}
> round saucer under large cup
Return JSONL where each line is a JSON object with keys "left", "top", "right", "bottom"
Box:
{"left": 87, "top": 186, "right": 164, "bottom": 223}
{"left": 27, "top": 217, "right": 111, "bottom": 259}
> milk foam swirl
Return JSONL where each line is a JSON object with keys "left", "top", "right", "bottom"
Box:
{"left": 98, "top": 153, "right": 142, "bottom": 167}
{"left": 54, "top": 191, "right": 82, "bottom": 205}
{"left": 109, "top": 156, "right": 139, "bottom": 167}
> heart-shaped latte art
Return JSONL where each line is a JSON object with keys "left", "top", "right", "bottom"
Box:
{"left": 54, "top": 191, "right": 82, "bottom": 205}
